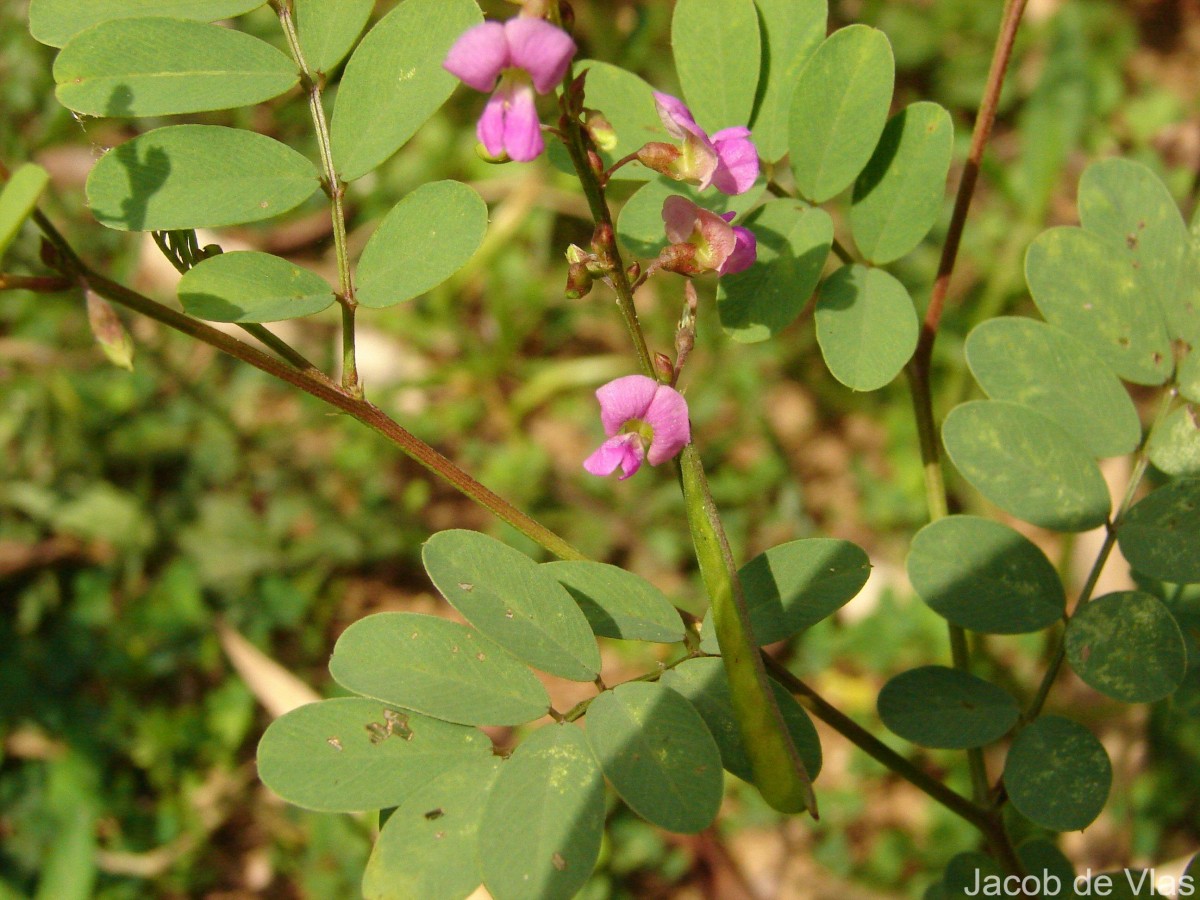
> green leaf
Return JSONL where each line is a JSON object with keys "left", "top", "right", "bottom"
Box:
{"left": 716, "top": 199, "right": 833, "bottom": 343}
{"left": 1003, "top": 715, "right": 1111, "bottom": 832}
{"left": 1177, "top": 244, "right": 1200, "bottom": 355}
{"left": 660, "top": 657, "right": 822, "bottom": 783}
{"left": 1118, "top": 480, "right": 1200, "bottom": 583}
{"left": 178, "top": 251, "right": 333, "bottom": 323}
{"left": 942, "top": 400, "right": 1111, "bottom": 532}
{"left": 616, "top": 175, "right": 764, "bottom": 259}
{"left": 1015, "top": 840, "right": 1075, "bottom": 887}
{"left": 1077, "top": 158, "right": 1196, "bottom": 346}
{"left": 700, "top": 538, "right": 871, "bottom": 652}
{"left": 672, "top": 0, "right": 760, "bottom": 133}
{"left": 749, "top": 0, "right": 826, "bottom": 163}
{"left": 53, "top": 18, "right": 297, "bottom": 118}
{"left": 1181, "top": 352, "right": 1200, "bottom": 405}
{"left": 1026, "top": 226, "right": 1173, "bottom": 385}
{"left": 789, "top": 25, "right": 895, "bottom": 203}
{"left": 86, "top": 125, "right": 320, "bottom": 231}
{"left": 29, "top": 0, "right": 266, "bottom": 48}
{"left": 330, "top": 0, "right": 481, "bottom": 181}
{"left": 294, "top": 0, "right": 375, "bottom": 74}
{"left": 941, "top": 853, "right": 1005, "bottom": 900}
{"left": 815, "top": 264, "right": 919, "bottom": 391}
{"left": 1148, "top": 403, "right": 1200, "bottom": 477}
{"left": 422, "top": 530, "right": 601, "bottom": 682}
{"left": 479, "top": 724, "right": 604, "bottom": 900}
{"left": 877, "top": 666, "right": 1019, "bottom": 749}
{"left": 362, "top": 757, "right": 502, "bottom": 900}
{"left": 965, "top": 317, "right": 1141, "bottom": 459}
{"left": 1081, "top": 872, "right": 1164, "bottom": 898}
{"left": 585, "top": 681, "right": 723, "bottom": 834}
{"left": 850, "top": 102, "right": 953, "bottom": 264}
{"left": 907, "top": 516, "right": 1066, "bottom": 634}
{"left": 540, "top": 560, "right": 684, "bottom": 643}
{"left": 328, "top": 612, "right": 550, "bottom": 727}
{"left": 256, "top": 697, "right": 493, "bottom": 812}
{"left": 1065, "top": 591, "right": 1187, "bottom": 703}
{"left": 355, "top": 181, "right": 488, "bottom": 309}
{"left": 0, "top": 163, "right": 50, "bottom": 261}
{"left": 551, "top": 61, "right": 663, "bottom": 182}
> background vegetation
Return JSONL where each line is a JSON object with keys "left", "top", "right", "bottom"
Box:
{"left": 2, "top": 0, "right": 1198, "bottom": 896}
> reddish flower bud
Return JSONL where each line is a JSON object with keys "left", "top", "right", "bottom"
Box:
{"left": 565, "top": 261, "right": 593, "bottom": 299}
{"left": 635, "top": 142, "right": 683, "bottom": 179}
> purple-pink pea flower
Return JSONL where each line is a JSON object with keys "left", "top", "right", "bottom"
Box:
{"left": 583, "top": 375, "right": 690, "bottom": 480}
{"left": 661, "top": 196, "right": 757, "bottom": 276}
{"left": 443, "top": 18, "right": 576, "bottom": 162}
{"left": 652, "top": 92, "right": 759, "bottom": 195}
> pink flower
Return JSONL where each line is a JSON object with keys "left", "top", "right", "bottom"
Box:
{"left": 651, "top": 92, "right": 758, "bottom": 195}
{"left": 443, "top": 19, "right": 576, "bottom": 162}
{"left": 661, "top": 196, "right": 757, "bottom": 276}
{"left": 583, "top": 375, "right": 690, "bottom": 480}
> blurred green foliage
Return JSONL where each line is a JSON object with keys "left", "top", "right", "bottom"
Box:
{"left": 2, "top": 0, "right": 1198, "bottom": 896}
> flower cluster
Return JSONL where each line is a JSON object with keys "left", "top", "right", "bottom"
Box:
{"left": 443, "top": 15, "right": 761, "bottom": 478}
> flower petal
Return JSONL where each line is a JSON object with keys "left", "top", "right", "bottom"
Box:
{"left": 692, "top": 206, "right": 736, "bottom": 269}
{"left": 505, "top": 18, "right": 576, "bottom": 93}
{"left": 653, "top": 92, "right": 707, "bottom": 142}
{"left": 711, "top": 126, "right": 759, "bottom": 195}
{"left": 476, "top": 87, "right": 509, "bottom": 157}
{"left": 661, "top": 195, "right": 700, "bottom": 244}
{"left": 444, "top": 21, "right": 509, "bottom": 92}
{"left": 500, "top": 79, "right": 544, "bottom": 161}
{"left": 662, "top": 196, "right": 736, "bottom": 271}
{"left": 719, "top": 225, "right": 757, "bottom": 276}
{"left": 643, "top": 385, "right": 690, "bottom": 465}
{"left": 583, "top": 433, "right": 645, "bottom": 479}
{"left": 595, "top": 374, "right": 659, "bottom": 435}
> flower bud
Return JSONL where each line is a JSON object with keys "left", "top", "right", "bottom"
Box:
{"left": 625, "top": 261, "right": 640, "bottom": 282}
{"left": 565, "top": 243, "right": 589, "bottom": 265}
{"left": 655, "top": 242, "right": 701, "bottom": 276}
{"left": 39, "top": 238, "right": 60, "bottom": 270}
{"left": 475, "top": 142, "right": 511, "bottom": 164}
{"left": 653, "top": 352, "right": 674, "bottom": 384}
{"left": 565, "top": 261, "right": 593, "bottom": 299}
{"left": 86, "top": 289, "right": 134, "bottom": 371}
{"left": 635, "top": 142, "right": 683, "bottom": 179}
{"left": 583, "top": 110, "right": 617, "bottom": 152}
{"left": 558, "top": 2, "right": 575, "bottom": 33}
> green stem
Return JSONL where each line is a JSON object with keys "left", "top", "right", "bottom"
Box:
{"left": 31, "top": 209, "right": 585, "bottom": 564}
{"left": 763, "top": 657, "right": 989, "bottom": 829}
{"left": 272, "top": 0, "right": 360, "bottom": 398}
{"left": 0, "top": 273, "right": 72, "bottom": 292}
{"left": 900, "top": 0, "right": 1030, "bottom": 859}
{"left": 679, "top": 444, "right": 816, "bottom": 816}
{"left": 237, "top": 323, "right": 325, "bottom": 377}
{"left": 555, "top": 74, "right": 654, "bottom": 378}
{"left": 1023, "top": 387, "right": 1176, "bottom": 722}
